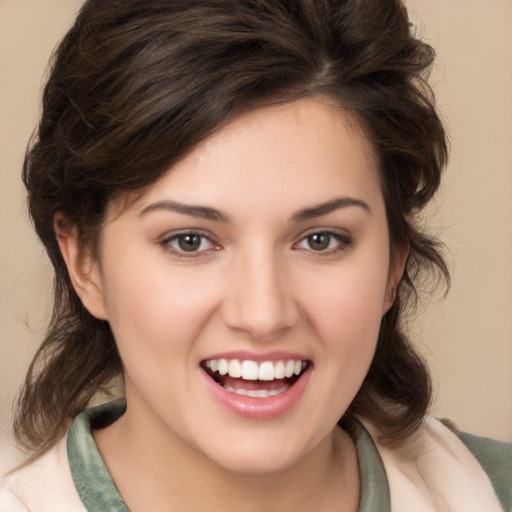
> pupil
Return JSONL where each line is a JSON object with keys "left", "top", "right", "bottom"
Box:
{"left": 308, "top": 233, "right": 329, "bottom": 250}
{"left": 178, "top": 234, "right": 201, "bottom": 252}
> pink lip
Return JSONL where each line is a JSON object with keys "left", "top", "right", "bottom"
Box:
{"left": 199, "top": 363, "right": 312, "bottom": 420}
{"left": 201, "top": 350, "right": 309, "bottom": 363}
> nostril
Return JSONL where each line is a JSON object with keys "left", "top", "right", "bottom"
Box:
{"left": 220, "top": 266, "right": 299, "bottom": 338}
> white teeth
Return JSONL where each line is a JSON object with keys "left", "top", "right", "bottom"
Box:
{"left": 285, "top": 360, "right": 295, "bottom": 378}
{"left": 269, "top": 386, "right": 288, "bottom": 396}
{"left": 204, "top": 358, "right": 307, "bottom": 381}
{"left": 258, "top": 361, "right": 275, "bottom": 381}
{"left": 248, "top": 389, "right": 269, "bottom": 398}
{"left": 228, "top": 359, "right": 242, "bottom": 378}
{"left": 274, "top": 361, "right": 285, "bottom": 379}
{"left": 224, "top": 385, "right": 289, "bottom": 397}
{"left": 218, "top": 359, "right": 229, "bottom": 375}
{"left": 241, "top": 360, "right": 259, "bottom": 380}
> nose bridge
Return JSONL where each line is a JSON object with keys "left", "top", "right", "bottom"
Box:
{"left": 223, "top": 243, "right": 297, "bottom": 339}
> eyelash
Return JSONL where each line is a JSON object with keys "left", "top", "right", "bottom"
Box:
{"left": 160, "top": 231, "right": 219, "bottom": 258}
{"left": 159, "top": 230, "right": 352, "bottom": 258}
{"left": 293, "top": 231, "right": 352, "bottom": 255}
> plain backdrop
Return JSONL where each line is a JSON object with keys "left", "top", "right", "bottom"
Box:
{"left": 1, "top": 0, "right": 511, "bottom": 470}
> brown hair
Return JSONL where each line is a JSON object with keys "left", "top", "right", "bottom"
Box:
{"left": 16, "top": 0, "right": 448, "bottom": 454}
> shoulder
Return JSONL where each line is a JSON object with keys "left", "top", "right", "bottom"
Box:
{"left": 0, "top": 437, "right": 86, "bottom": 512}
{"left": 363, "top": 416, "right": 511, "bottom": 512}
{"left": 0, "top": 488, "right": 30, "bottom": 512}
{"left": 440, "top": 418, "right": 512, "bottom": 511}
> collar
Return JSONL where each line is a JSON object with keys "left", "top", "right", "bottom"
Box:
{"left": 67, "top": 399, "right": 390, "bottom": 511}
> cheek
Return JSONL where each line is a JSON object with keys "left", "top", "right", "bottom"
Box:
{"left": 100, "top": 266, "right": 220, "bottom": 408}
{"left": 309, "top": 262, "right": 388, "bottom": 331}
{"left": 101, "top": 256, "right": 221, "bottom": 358}
{"left": 302, "top": 251, "right": 389, "bottom": 368}
{"left": 313, "top": 285, "right": 384, "bottom": 367}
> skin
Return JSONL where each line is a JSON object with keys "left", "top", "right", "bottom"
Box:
{"left": 57, "top": 98, "right": 404, "bottom": 511}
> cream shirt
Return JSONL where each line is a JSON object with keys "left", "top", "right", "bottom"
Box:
{"left": 1, "top": 401, "right": 509, "bottom": 511}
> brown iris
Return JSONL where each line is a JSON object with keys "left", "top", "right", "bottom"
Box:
{"left": 307, "top": 233, "right": 331, "bottom": 251}
{"left": 177, "top": 233, "right": 202, "bottom": 252}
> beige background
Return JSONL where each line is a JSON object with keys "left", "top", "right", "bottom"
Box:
{"left": 1, "top": 0, "right": 511, "bottom": 468}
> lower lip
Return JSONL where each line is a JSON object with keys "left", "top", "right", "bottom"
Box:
{"left": 200, "top": 366, "right": 311, "bottom": 420}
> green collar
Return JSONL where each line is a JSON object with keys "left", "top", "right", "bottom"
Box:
{"left": 67, "top": 400, "right": 129, "bottom": 512}
{"left": 67, "top": 400, "right": 390, "bottom": 511}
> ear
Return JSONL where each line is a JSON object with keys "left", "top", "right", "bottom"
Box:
{"left": 382, "top": 244, "right": 409, "bottom": 314}
{"left": 54, "top": 213, "right": 109, "bottom": 320}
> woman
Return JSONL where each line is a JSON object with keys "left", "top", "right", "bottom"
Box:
{"left": 1, "top": 0, "right": 510, "bottom": 510}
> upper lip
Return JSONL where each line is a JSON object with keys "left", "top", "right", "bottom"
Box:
{"left": 201, "top": 350, "right": 310, "bottom": 363}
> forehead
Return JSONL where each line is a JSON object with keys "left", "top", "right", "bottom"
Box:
{"left": 113, "top": 98, "right": 382, "bottom": 220}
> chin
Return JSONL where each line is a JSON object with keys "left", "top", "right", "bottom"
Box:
{"left": 193, "top": 426, "right": 319, "bottom": 476}
{"left": 210, "top": 448, "right": 303, "bottom": 476}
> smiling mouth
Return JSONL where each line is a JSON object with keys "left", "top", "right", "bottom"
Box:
{"left": 201, "top": 358, "right": 309, "bottom": 398}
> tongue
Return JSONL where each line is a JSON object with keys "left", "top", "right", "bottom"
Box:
{"left": 222, "top": 375, "right": 290, "bottom": 391}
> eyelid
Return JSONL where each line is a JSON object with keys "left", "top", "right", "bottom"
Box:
{"left": 159, "top": 229, "right": 221, "bottom": 257}
{"left": 295, "top": 226, "right": 352, "bottom": 241}
{"left": 292, "top": 228, "right": 353, "bottom": 253}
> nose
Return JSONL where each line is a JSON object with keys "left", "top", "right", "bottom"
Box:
{"left": 221, "top": 249, "right": 299, "bottom": 340}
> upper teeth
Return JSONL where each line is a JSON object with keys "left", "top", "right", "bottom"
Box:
{"left": 204, "top": 359, "right": 306, "bottom": 381}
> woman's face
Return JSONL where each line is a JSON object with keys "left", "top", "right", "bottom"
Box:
{"left": 85, "top": 99, "right": 398, "bottom": 473}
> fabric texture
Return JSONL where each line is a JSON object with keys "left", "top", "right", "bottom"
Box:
{"left": 441, "top": 418, "right": 512, "bottom": 511}
{"left": 365, "top": 417, "right": 509, "bottom": 512}
{"left": 1, "top": 400, "right": 510, "bottom": 511}
{"left": 0, "top": 434, "right": 85, "bottom": 512}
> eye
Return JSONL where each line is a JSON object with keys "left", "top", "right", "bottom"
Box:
{"left": 294, "top": 231, "right": 352, "bottom": 253}
{"left": 161, "top": 232, "right": 218, "bottom": 255}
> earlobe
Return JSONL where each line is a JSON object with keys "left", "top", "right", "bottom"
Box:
{"left": 382, "top": 286, "right": 395, "bottom": 315}
{"left": 54, "top": 213, "right": 109, "bottom": 320}
{"left": 382, "top": 245, "right": 409, "bottom": 314}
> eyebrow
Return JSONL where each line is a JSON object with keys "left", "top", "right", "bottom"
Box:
{"left": 139, "top": 200, "right": 230, "bottom": 222}
{"left": 139, "top": 196, "right": 371, "bottom": 223}
{"left": 291, "top": 196, "right": 371, "bottom": 222}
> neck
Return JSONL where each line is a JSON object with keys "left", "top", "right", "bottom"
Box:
{"left": 94, "top": 401, "right": 360, "bottom": 512}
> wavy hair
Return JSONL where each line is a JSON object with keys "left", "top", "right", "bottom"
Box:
{"left": 15, "top": 0, "right": 448, "bottom": 455}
